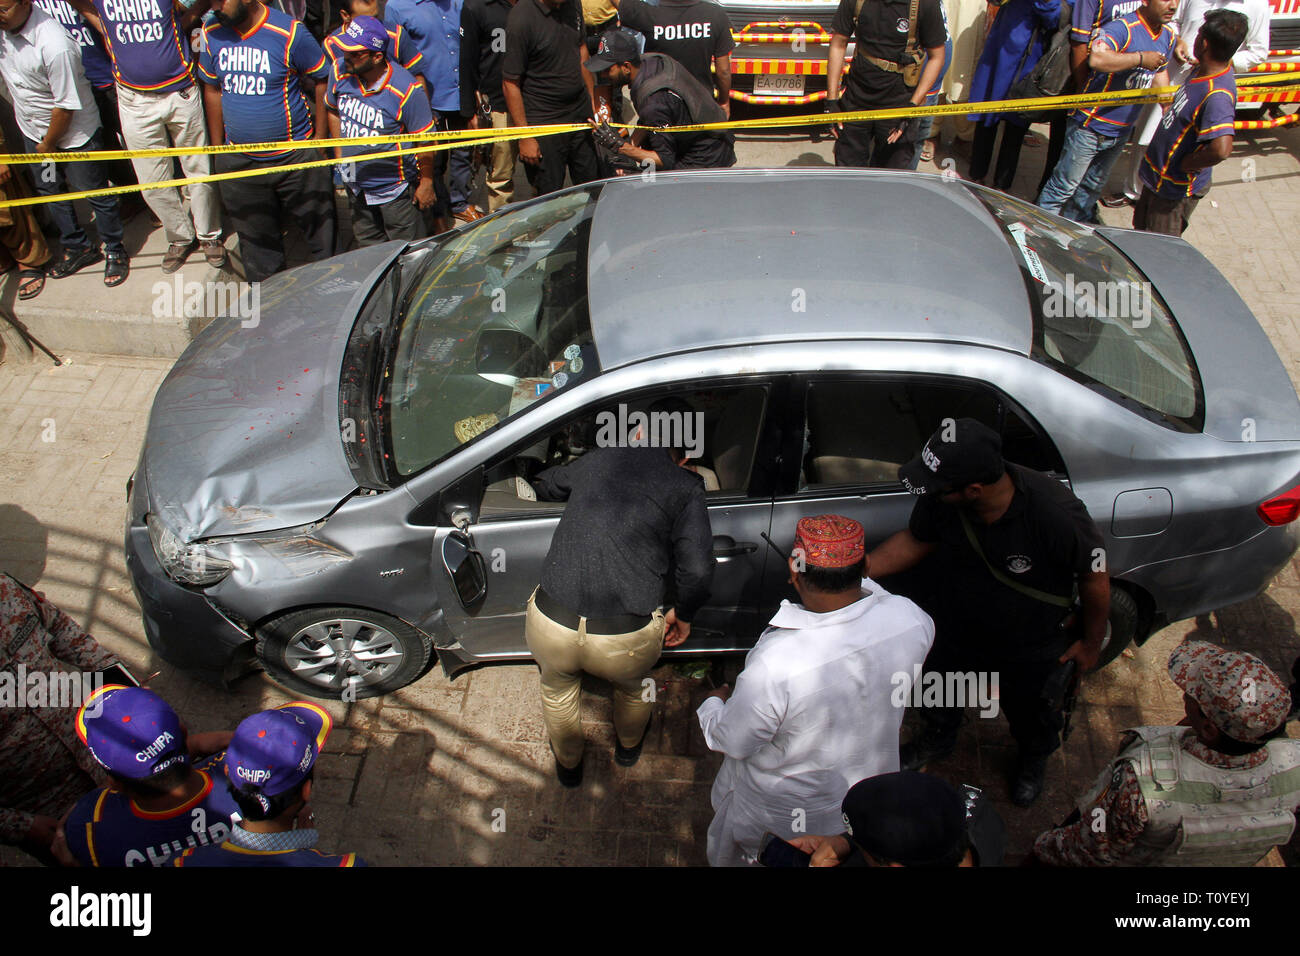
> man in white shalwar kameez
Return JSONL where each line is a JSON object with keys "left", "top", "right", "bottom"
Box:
{"left": 696, "top": 514, "right": 935, "bottom": 866}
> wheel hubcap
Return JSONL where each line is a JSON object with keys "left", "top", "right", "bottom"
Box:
{"left": 283, "top": 618, "right": 404, "bottom": 692}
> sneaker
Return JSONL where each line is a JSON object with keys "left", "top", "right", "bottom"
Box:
{"left": 549, "top": 743, "right": 583, "bottom": 788}
{"left": 200, "top": 239, "right": 229, "bottom": 270}
{"left": 46, "top": 247, "right": 103, "bottom": 279}
{"left": 615, "top": 716, "right": 651, "bottom": 767}
{"left": 161, "top": 239, "right": 197, "bottom": 274}
{"left": 899, "top": 731, "right": 957, "bottom": 771}
{"left": 453, "top": 206, "right": 484, "bottom": 223}
{"left": 1011, "top": 755, "right": 1049, "bottom": 807}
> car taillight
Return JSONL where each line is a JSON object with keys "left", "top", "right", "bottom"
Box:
{"left": 1258, "top": 484, "right": 1300, "bottom": 526}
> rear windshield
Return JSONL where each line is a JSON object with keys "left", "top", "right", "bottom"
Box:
{"left": 970, "top": 188, "right": 1203, "bottom": 431}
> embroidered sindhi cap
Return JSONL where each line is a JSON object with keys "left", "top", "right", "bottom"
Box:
{"left": 226, "top": 702, "right": 333, "bottom": 799}
{"left": 898, "top": 418, "right": 1004, "bottom": 495}
{"left": 793, "top": 514, "right": 865, "bottom": 569}
{"left": 76, "top": 685, "right": 189, "bottom": 779}
{"left": 1168, "top": 641, "right": 1291, "bottom": 742}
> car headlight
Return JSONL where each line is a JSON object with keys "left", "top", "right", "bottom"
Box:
{"left": 146, "top": 514, "right": 234, "bottom": 587}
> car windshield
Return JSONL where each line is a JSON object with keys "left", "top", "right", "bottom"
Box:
{"left": 970, "top": 188, "right": 1203, "bottom": 430}
{"left": 384, "top": 187, "right": 604, "bottom": 477}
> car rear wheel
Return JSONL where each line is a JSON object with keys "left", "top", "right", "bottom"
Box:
{"left": 255, "top": 607, "right": 432, "bottom": 700}
{"left": 1095, "top": 585, "right": 1140, "bottom": 670}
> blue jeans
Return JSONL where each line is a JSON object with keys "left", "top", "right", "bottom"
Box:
{"left": 1036, "top": 123, "right": 1127, "bottom": 223}
{"left": 908, "top": 91, "right": 942, "bottom": 171}
{"left": 23, "top": 129, "right": 125, "bottom": 256}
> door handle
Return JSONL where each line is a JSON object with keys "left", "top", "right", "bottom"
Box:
{"left": 712, "top": 538, "right": 759, "bottom": 557}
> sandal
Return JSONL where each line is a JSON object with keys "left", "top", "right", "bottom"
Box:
{"left": 17, "top": 268, "right": 45, "bottom": 300}
{"left": 104, "top": 253, "right": 129, "bottom": 287}
{"left": 920, "top": 140, "right": 936, "bottom": 162}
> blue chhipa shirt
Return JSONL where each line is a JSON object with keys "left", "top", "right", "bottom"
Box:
{"left": 326, "top": 61, "right": 434, "bottom": 203}
{"left": 1072, "top": 12, "right": 1175, "bottom": 133}
{"left": 173, "top": 821, "right": 365, "bottom": 867}
{"left": 198, "top": 3, "right": 328, "bottom": 159}
{"left": 36, "top": 0, "right": 115, "bottom": 89}
{"left": 1141, "top": 66, "right": 1236, "bottom": 198}
{"left": 90, "top": 0, "right": 194, "bottom": 93}
{"left": 63, "top": 753, "right": 241, "bottom": 868}
{"left": 1070, "top": 0, "right": 1143, "bottom": 44}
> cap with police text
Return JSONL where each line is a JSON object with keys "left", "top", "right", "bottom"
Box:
{"left": 841, "top": 771, "right": 966, "bottom": 866}
{"left": 793, "top": 514, "right": 865, "bottom": 569}
{"left": 585, "top": 29, "right": 641, "bottom": 72}
{"left": 226, "top": 702, "right": 333, "bottom": 799}
{"left": 898, "top": 418, "right": 1004, "bottom": 495}
{"left": 334, "top": 15, "right": 387, "bottom": 53}
{"left": 76, "top": 685, "right": 189, "bottom": 780}
{"left": 1168, "top": 641, "right": 1291, "bottom": 742}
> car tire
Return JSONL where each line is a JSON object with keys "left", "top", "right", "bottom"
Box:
{"left": 255, "top": 607, "right": 433, "bottom": 700}
{"left": 1095, "top": 585, "right": 1140, "bottom": 670}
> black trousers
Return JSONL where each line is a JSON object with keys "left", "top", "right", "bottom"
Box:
{"left": 914, "top": 632, "right": 1067, "bottom": 762}
{"left": 969, "top": 120, "right": 1028, "bottom": 191}
{"left": 215, "top": 149, "right": 336, "bottom": 282}
{"left": 91, "top": 85, "right": 138, "bottom": 188}
{"left": 348, "top": 186, "right": 425, "bottom": 246}
{"left": 523, "top": 128, "right": 601, "bottom": 197}
{"left": 1037, "top": 110, "right": 1069, "bottom": 197}
{"left": 833, "top": 118, "right": 916, "bottom": 170}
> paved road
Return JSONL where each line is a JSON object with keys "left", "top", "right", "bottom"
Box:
{"left": 1, "top": 116, "right": 1298, "bottom": 866}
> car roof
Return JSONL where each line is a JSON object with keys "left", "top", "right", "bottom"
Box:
{"left": 586, "top": 169, "right": 1034, "bottom": 371}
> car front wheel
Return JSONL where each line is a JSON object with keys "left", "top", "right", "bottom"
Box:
{"left": 255, "top": 607, "right": 433, "bottom": 700}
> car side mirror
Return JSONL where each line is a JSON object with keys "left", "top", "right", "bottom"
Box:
{"left": 442, "top": 529, "right": 487, "bottom": 610}
{"left": 476, "top": 328, "right": 547, "bottom": 379}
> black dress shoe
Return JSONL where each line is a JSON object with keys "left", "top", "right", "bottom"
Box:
{"left": 1011, "top": 755, "right": 1049, "bottom": 807}
{"left": 550, "top": 743, "right": 583, "bottom": 788}
{"left": 615, "top": 717, "right": 651, "bottom": 767}
{"left": 47, "top": 247, "right": 103, "bottom": 279}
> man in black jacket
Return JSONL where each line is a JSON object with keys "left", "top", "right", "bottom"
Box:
{"left": 584, "top": 30, "right": 734, "bottom": 170}
{"left": 525, "top": 398, "right": 715, "bottom": 786}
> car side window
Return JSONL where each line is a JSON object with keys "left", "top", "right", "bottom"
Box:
{"left": 478, "top": 385, "right": 769, "bottom": 519}
{"left": 797, "top": 378, "right": 1061, "bottom": 492}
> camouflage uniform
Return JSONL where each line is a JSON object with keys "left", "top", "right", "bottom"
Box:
{"left": 1034, "top": 641, "right": 1297, "bottom": 866}
{"left": 0, "top": 574, "right": 117, "bottom": 846}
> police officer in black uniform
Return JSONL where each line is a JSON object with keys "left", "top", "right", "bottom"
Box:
{"left": 608, "top": 0, "right": 734, "bottom": 111}
{"left": 826, "top": 0, "right": 948, "bottom": 168}
{"left": 584, "top": 30, "right": 735, "bottom": 170}
{"left": 867, "top": 419, "right": 1110, "bottom": 807}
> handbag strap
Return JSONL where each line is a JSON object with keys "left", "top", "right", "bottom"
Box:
{"left": 958, "top": 510, "right": 1073, "bottom": 608}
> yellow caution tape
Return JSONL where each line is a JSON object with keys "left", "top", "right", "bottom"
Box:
{"left": 2, "top": 78, "right": 1296, "bottom": 208}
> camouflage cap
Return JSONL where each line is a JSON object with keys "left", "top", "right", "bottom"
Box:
{"left": 1167, "top": 641, "right": 1291, "bottom": 742}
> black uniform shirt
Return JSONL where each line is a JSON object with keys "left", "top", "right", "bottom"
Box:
{"left": 831, "top": 0, "right": 946, "bottom": 109}
{"left": 503, "top": 0, "right": 592, "bottom": 122}
{"left": 460, "top": 0, "right": 514, "bottom": 114}
{"left": 618, "top": 0, "right": 734, "bottom": 92}
{"left": 908, "top": 462, "right": 1104, "bottom": 661}
{"left": 634, "top": 57, "right": 735, "bottom": 169}
{"left": 533, "top": 445, "right": 716, "bottom": 621}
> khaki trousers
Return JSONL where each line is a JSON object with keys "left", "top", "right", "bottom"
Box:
{"left": 524, "top": 590, "right": 665, "bottom": 769}
{"left": 486, "top": 111, "right": 518, "bottom": 213}
{"left": 116, "top": 84, "right": 221, "bottom": 244}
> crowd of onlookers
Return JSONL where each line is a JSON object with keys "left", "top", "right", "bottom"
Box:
{"left": 0, "top": 0, "right": 1275, "bottom": 303}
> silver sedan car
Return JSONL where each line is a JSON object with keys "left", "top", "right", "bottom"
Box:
{"left": 125, "top": 169, "right": 1300, "bottom": 699}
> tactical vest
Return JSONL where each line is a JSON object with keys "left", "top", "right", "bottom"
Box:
{"left": 629, "top": 53, "right": 727, "bottom": 127}
{"left": 1078, "top": 726, "right": 1300, "bottom": 866}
